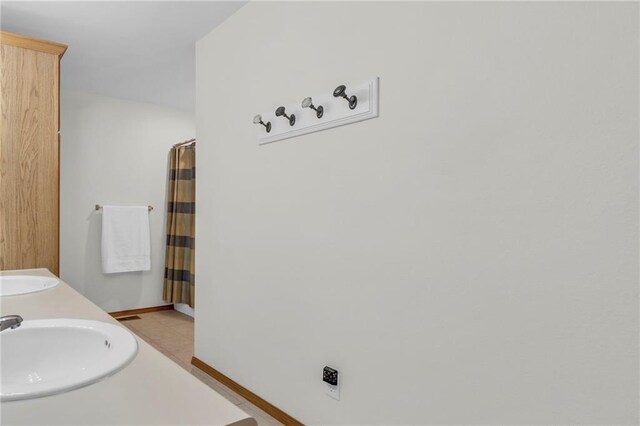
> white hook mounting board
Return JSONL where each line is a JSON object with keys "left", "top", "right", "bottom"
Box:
{"left": 257, "top": 77, "right": 379, "bottom": 145}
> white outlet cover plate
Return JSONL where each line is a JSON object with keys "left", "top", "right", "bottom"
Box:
{"left": 325, "top": 382, "right": 340, "bottom": 401}
{"left": 257, "top": 77, "right": 379, "bottom": 145}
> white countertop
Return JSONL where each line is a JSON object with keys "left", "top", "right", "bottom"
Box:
{"left": 0, "top": 269, "right": 256, "bottom": 426}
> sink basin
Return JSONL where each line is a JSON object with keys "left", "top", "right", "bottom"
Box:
{"left": 0, "top": 275, "right": 59, "bottom": 296}
{"left": 0, "top": 319, "right": 138, "bottom": 401}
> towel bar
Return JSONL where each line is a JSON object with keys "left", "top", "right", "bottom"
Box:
{"left": 95, "top": 204, "right": 153, "bottom": 212}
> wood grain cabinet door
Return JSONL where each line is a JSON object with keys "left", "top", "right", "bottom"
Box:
{"left": 0, "top": 33, "right": 66, "bottom": 275}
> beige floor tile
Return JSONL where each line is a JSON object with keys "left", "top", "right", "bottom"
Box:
{"left": 141, "top": 326, "right": 184, "bottom": 343}
{"left": 174, "top": 329, "right": 195, "bottom": 342}
{"left": 125, "top": 318, "right": 166, "bottom": 334}
{"left": 173, "top": 348, "right": 194, "bottom": 366}
{"left": 134, "top": 315, "right": 168, "bottom": 326}
{"left": 157, "top": 344, "right": 177, "bottom": 358}
{"left": 157, "top": 335, "right": 192, "bottom": 353}
{"left": 169, "top": 322, "right": 195, "bottom": 335}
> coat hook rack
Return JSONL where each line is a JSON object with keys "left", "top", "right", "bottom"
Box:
{"left": 254, "top": 77, "right": 379, "bottom": 145}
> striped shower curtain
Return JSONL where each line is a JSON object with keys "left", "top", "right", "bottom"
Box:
{"left": 163, "top": 142, "right": 196, "bottom": 307}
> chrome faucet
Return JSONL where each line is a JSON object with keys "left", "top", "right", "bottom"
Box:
{"left": 0, "top": 315, "right": 23, "bottom": 332}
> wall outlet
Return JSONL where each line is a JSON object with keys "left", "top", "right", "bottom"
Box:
{"left": 325, "top": 381, "right": 340, "bottom": 400}
{"left": 323, "top": 366, "right": 340, "bottom": 400}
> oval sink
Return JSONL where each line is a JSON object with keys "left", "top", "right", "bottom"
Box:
{"left": 0, "top": 275, "right": 59, "bottom": 297}
{"left": 1, "top": 319, "right": 138, "bottom": 401}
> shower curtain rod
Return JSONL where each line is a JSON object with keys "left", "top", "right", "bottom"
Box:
{"left": 173, "top": 138, "right": 196, "bottom": 148}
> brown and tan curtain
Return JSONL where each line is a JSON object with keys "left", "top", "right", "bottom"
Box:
{"left": 163, "top": 142, "right": 196, "bottom": 307}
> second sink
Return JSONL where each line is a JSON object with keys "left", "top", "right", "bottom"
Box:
{"left": 0, "top": 275, "right": 59, "bottom": 297}
{"left": 1, "top": 319, "right": 138, "bottom": 401}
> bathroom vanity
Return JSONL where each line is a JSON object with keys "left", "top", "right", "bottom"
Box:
{"left": 0, "top": 269, "right": 256, "bottom": 426}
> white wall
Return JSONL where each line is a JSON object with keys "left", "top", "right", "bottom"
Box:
{"left": 60, "top": 91, "right": 195, "bottom": 313}
{"left": 195, "top": 2, "right": 638, "bottom": 424}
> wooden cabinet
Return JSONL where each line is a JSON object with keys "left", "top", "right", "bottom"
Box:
{"left": 0, "top": 32, "right": 66, "bottom": 275}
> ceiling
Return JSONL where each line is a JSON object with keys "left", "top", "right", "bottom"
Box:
{"left": 0, "top": 1, "right": 247, "bottom": 111}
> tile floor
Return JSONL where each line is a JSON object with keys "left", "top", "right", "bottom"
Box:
{"left": 117, "top": 309, "right": 283, "bottom": 426}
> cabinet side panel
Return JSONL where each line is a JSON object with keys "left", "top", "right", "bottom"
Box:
{"left": 0, "top": 44, "right": 59, "bottom": 274}
{"left": 0, "top": 44, "right": 19, "bottom": 270}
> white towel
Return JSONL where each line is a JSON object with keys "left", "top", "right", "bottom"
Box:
{"left": 101, "top": 206, "right": 151, "bottom": 274}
